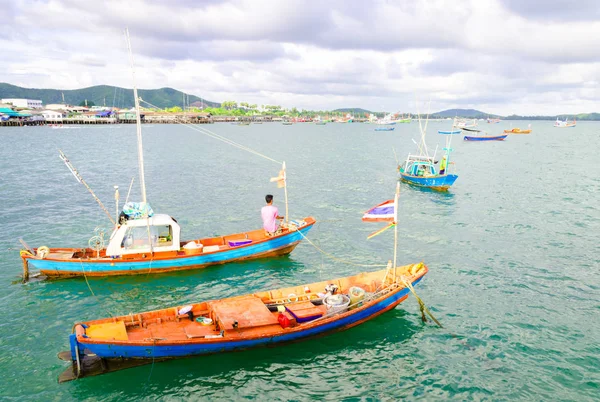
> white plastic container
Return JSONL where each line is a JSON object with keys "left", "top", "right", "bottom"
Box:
{"left": 323, "top": 294, "right": 351, "bottom": 315}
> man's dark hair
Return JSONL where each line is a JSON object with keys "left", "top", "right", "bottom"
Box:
{"left": 265, "top": 194, "right": 273, "bottom": 203}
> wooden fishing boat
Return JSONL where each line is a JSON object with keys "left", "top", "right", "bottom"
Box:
{"left": 20, "top": 217, "right": 315, "bottom": 278}
{"left": 503, "top": 128, "right": 531, "bottom": 134}
{"left": 398, "top": 115, "right": 459, "bottom": 192}
{"left": 399, "top": 155, "right": 458, "bottom": 191}
{"left": 58, "top": 261, "right": 428, "bottom": 382}
{"left": 463, "top": 134, "right": 507, "bottom": 141}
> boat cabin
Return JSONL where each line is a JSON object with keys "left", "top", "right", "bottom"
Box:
{"left": 401, "top": 155, "right": 438, "bottom": 176}
{"left": 106, "top": 214, "right": 181, "bottom": 257}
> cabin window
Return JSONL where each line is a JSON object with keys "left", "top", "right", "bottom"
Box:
{"left": 121, "top": 226, "right": 159, "bottom": 250}
{"left": 156, "top": 225, "right": 173, "bottom": 246}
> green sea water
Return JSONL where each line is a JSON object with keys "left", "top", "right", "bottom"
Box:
{"left": 0, "top": 121, "right": 598, "bottom": 401}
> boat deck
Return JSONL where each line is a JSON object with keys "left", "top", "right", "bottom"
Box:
{"left": 116, "top": 297, "right": 330, "bottom": 342}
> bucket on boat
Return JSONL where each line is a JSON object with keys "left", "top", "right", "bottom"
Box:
{"left": 323, "top": 294, "right": 351, "bottom": 315}
{"left": 183, "top": 241, "right": 203, "bottom": 255}
{"left": 195, "top": 317, "right": 213, "bottom": 326}
{"left": 348, "top": 286, "right": 366, "bottom": 309}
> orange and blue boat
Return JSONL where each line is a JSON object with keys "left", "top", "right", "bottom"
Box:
{"left": 20, "top": 215, "right": 315, "bottom": 278}
{"left": 58, "top": 262, "right": 428, "bottom": 381}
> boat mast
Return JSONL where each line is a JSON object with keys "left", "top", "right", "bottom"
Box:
{"left": 393, "top": 182, "right": 399, "bottom": 278}
{"left": 125, "top": 28, "right": 148, "bottom": 204}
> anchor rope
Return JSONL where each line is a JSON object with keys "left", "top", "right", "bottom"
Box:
{"left": 400, "top": 276, "right": 443, "bottom": 327}
{"left": 138, "top": 99, "right": 282, "bottom": 165}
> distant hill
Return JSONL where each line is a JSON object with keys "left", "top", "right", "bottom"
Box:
{"left": 0, "top": 83, "right": 219, "bottom": 109}
{"left": 333, "top": 108, "right": 372, "bottom": 114}
{"left": 431, "top": 109, "right": 495, "bottom": 118}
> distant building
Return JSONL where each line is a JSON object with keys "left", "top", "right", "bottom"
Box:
{"left": 41, "top": 110, "right": 64, "bottom": 121}
{"left": 1, "top": 98, "right": 43, "bottom": 109}
{"left": 46, "top": 104, "right": 71, "bottom": 111}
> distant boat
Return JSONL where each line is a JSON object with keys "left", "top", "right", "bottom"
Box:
{"left": 464, "top": 134, "right": 507, "bottom": 141}
{"left": 58, "top": 262, "right": 428, "bottom": 382}
{"left": 399, "top": 115, "right": 458, "bottom": 191}
{"left": 453, "top": 118, "right": 478, "bottom": 129}
{"left": 487, "top": 117, "right": 501, "bottom": 124}
{"left": 237, "top": 122, "right": 250, "bottom": 126}
{"left": 553, "top": 117, "right": 576, "bottom": 128}
{"left": 315, "top": 122, "right": 326, "bottom": 125}
{"left": 375, "top": 127, "right": 395, "bottom": 131}
{"left": 437, "top": 130, "right": 461, "bottom": 135}
{"left": 282, "top": 121, "right": 293, "bottom": 125}
{"left": 504, "top": 126, "right": 532, "bottom": 134}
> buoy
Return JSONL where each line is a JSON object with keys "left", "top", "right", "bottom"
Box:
{"left": 37, "top": 246, "right": 50, "bottom": 259}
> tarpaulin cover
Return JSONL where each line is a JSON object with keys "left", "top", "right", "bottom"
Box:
{"left": 122, "top": 202, "right": 154, "bottom": 219}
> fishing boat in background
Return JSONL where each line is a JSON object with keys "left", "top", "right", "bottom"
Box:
{"left": 437, "top": 129, "right": 461, "bottom": 135}
{"left": 554, "top": 117, "right": 576, "bottom": 128}
{"left": 398, "top": 113, "right": 458, "bottom": 191}
{"left": 375, "top": 127, "right": 395, "bottom": 131}
{"left": 504, "top": 125, "right": 532, "bottom": 134}
{"left": 336, "top": 113, "right": 354, "bottom": 123}
{"left": 58, "top": 261, "right": 428, "bottom": 381}
{"left": 397, "top": 115, "right": 412, "bottom": 123}
{"left": 453, "top": 118, "right": 478, "bottom": 129}
{"left": 19, "top": 30, "right": 315, "bottom": 280}
{"left": 464, "top": 133, "right": 507, "bottom": 141}
{"left": 487, "top": 117, "right": 501, "bottom": 124}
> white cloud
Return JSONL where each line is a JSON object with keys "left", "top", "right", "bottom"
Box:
{"left": 0, "top": 0, "right": 598, "bottom": 115}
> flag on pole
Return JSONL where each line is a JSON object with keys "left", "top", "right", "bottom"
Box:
{"left": 362, "top": 199, "right": 395, "bottom": 222}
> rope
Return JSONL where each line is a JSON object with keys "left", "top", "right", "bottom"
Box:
{"left": 79, "top": 258, "right": 114, "bottom": 318}
{"left": 400, "top": 276, "right": 443, "bottom": 327}
{"left": 138, "top": 99, "right": 281, "bottom": 165}
{"left": 294, "top": 228, "right": 386, "bottom": 268}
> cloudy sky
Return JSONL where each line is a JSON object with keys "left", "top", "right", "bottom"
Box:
{"left": 1, "top": 0, "right": 599, "bottom": 115}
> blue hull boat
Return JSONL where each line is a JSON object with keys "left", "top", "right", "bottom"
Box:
{"left": 375, "top": 127, "right": 395, "bottom": 131}
{"left": 464, "top": 134, "right": 507, "bottom": 141}
{"left": 400, "top": 173, "right": 458, "bottom": 191}
{"left": 23, "top": 218, "right": 315, "bottom": 277}
{"left": 59, "top": 263, "right": 428, "bottom": 381}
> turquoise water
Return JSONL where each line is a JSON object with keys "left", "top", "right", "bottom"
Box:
{"left": 0, "top": 121, "right": 598, "bottom": 400}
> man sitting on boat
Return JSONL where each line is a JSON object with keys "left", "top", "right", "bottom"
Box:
{"left": 262, "top": 194, "right": 284, "bottom": 236}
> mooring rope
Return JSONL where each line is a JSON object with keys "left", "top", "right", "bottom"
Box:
{"left": 138, "top": 99, "right": 282, "bottom": 165}
{"left": 79, "top": 258, "right": 114, "bottom": 318}
{"left": 294, "top": 228, "right": 386, "bottom": 268}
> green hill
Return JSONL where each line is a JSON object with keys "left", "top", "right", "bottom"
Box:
{"left": 333, "top": 108, "right": 373, "bottom": 114}
{"left": 0, "top": 83, "right": 219, "bottom": 109}
{"left": 431, "top": 109, "right": 493, "bottom": 118}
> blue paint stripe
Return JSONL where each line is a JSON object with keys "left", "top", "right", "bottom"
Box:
{"left": 31, "top": 225, "right": 313, "bottom": 273}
